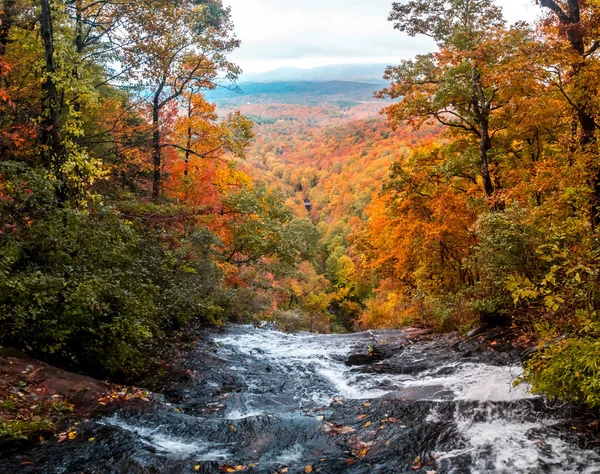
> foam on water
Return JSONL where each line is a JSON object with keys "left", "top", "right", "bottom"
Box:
{"left": 400, "top": 362, "right": 534, "bottom": 402}
{"left": 438, "top": 408, "right": 600, "bottom": 474}
{"left": 99, "top": 416, "right": 231, "bottom": 460}
{"left": 214, "top": 327, "right": 535, "bottom": 407}
{"left": 209, "top": 327, "right": 600, "bottom": 473}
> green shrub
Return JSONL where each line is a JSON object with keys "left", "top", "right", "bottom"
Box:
{"left": 522, "top": 336, "right": 600, "bottom": 409}
{"left": 0, "top": 163, "right": 224, "bottom": 380}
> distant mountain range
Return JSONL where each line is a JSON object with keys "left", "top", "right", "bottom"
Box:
{"left": 206, "top": 64, "right": 392, "bottom": 105}
{"left": 238, "top": 64, "right": 389, "bottom": 84}
{"left": 204, "top": 80, "right": 384, "bottom": 105}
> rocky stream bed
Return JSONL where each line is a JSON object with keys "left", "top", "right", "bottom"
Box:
{"left": 1, "top": 325, "right": 600, "bottom": 473}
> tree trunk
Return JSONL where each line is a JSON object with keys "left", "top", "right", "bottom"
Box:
{"left": 0, "top": 0, "right": 15, "bottom": 155}
{"left": 150, "top": 79, "right": 165, "bottom": 201}
{"left": 185, "top": 98, "right": 192, "bottom": 178}
{"left": 151, "top": 97, "right": 161, "bottom": 201}
{"left": 479, "top": 123, "right": 495, "bottom": 198}
{"left": 39, "top": 0, "right": 64, "bottom": 179}
{"left": 471, "top": 67, "right": 495, "bottom": 200}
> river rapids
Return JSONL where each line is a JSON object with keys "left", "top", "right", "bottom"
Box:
{"left": 2, "top": 325, "right": 600, "bottom": 473}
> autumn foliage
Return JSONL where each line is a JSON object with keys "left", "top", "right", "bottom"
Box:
{"left": 1, "top": 0, "right": 600, "bottom": 410}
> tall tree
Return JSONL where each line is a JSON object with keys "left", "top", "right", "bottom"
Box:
{"left": 125, "top": 0, "right": 240, "bottom": 200}
{"left": 39, "top": 0, "right": 64, "bottom": 175}
{"left": 537, "top": 0, "right": 600, "bottom": 227}
{"left": 379, "top": 0, "right": 511, "bottom": 201}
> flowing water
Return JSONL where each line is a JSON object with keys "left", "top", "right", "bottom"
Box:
{"left": 2, "top": 326, "right": 600, "bottom": 473}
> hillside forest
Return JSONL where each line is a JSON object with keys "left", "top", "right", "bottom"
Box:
{"left": 2, "top": 0, "right": 600, "bottom": 416}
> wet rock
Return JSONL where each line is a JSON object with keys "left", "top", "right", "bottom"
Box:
{"left": 382, "top": 385, "right": 454, "bottom": 401}
{"left": 345, "top": 354, "right": 372, "bottom": 366}
{"left": 1, "top": 325, "right": 598, "bottom": 474}
{"left": 467, "top": 325, "right": 488, "bottom": 338}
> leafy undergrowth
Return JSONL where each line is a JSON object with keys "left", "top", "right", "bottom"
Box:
{"left": 0, "top": 350, "right": 153, "bottom": 444}
{"left": 0, "top": 369, "right": 74, "bottom": 441}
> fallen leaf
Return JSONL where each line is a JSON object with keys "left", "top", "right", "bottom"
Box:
{"left": 411, "top": 457, "right": 423, "bottom": 471}
{"left": 304, "top": 466, "right": 313, "bottom": 473}
{"left": 219, "top": 465, "right": 246, "bottom": 473}
{"left": 357, "top": 414, "right": 367, "bottom": 421}
{"left": 316, "top": 415, "right": 325, "bottom": 421}
{"left": 68, "top": 431, "right": 77, "bottom": 440}
{"left": 88, "top": 437, "right": 95, "bottom": 442}
{"left": 323, "top": 422, "right": 355, "bottom": 435}
{"left": 426, "top": 471, "right": 437, "bottom": 474}
{"left": 351, "top": 440, "right": 375, "bottom": 458}
{"left": 363, "top": 402, "right": 371, "bottom": 407}
{"left": 194, "top": 465, "right": 200, "bottom": 471}
{"left": 229, "top": 424, "right": 238, "bottom": 433}
{"left": 365, "top": 421, "right": 371, "bottom": 427}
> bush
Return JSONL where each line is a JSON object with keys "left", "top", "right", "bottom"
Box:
{"left": 0, "top": 163, "right": 224, "bottom": 380}
{"left": 522, "top": 335, "right": 600, "bottom": 409}
{"left": 0, "top": 207, "right": 163, "bottom": 378}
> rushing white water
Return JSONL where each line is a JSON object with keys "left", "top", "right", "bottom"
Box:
{"left": 214, "top": 327, "right": 531, "bottom": 410}
{"left": 4, "top": 326, "right": 599, "bottom": 473}
{"left": 99, "top": 416, "right": 233, "bottom": 461}
{"left": 211, "top": 326, "right": 600, "bottom": 473}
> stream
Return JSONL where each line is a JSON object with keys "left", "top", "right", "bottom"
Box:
{"left": 2, "top": 325, "right": 600, "bottom": 473}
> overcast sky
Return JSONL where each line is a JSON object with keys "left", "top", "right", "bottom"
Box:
{"left": 223, "top": 0, "right": 540, "bottom": 73}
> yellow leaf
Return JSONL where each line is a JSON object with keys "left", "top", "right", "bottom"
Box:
{"left": 229, "top": 424, "right": 238, "bottom": 433}
{"left": 88, "top": 437, "right": 95, "bottom": 442}
{"left": 68, "top": 431, "right": 76, "bottom": 440}
{"left": 365, "top": 421, "right": 371, "bottom": 427}
{"left": 194, "top": 465, "right": 200, "bottom": 471}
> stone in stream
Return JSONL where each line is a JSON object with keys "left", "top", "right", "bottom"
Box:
{"left": 345, "top": 354, "right": 372, "bottom": 366}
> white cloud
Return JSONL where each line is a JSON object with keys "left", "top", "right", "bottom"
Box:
{"left": 224, "top": 0, "right": 540, "bottom": 73}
